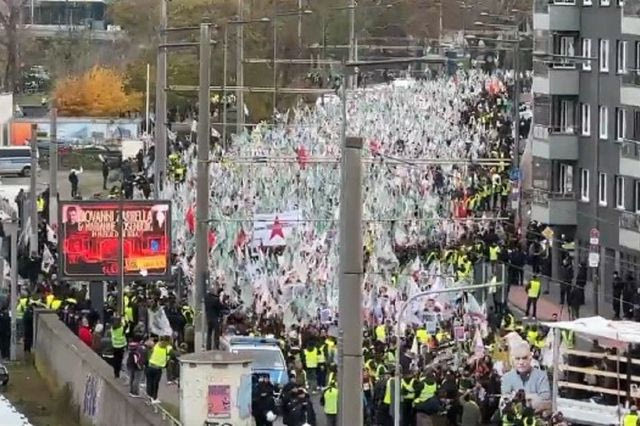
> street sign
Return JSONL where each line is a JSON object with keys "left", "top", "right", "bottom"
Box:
{"left": 542, "top": 226, "right": 554, "bottom": 241}
{"left": 589, "top": 252, "right": 600, "bottom": 268}
{"left": 589, "top": 228, "right": 600, "bottom": 246}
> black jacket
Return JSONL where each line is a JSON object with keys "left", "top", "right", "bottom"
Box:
{"left": 204, "top": 292, "right": 224, "bottom": 322}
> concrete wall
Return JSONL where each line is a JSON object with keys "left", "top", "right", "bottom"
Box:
{"left": 33, "top": 311, "right": 171, "bottom": 426}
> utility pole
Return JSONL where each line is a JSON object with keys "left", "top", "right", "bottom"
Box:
{"left": 338, "top": 77, "right": 364, "bottom": 426}
{"left": 29, "top": 124, "right": 37, "bottom": 257}
{"left": 272, "top": 3, "right": 278, "bottom": 117}
{"left": 513, "top": 33, "right": 522, "bottom": 231}
{"left": 194, "top": 22, "right": 211, "bottom": 353}
{"left": 6, "top": 219, "right": 18, "bottom": 361}
{"left": 236, "top": 0, "right": 245, "bottom": 134}
{"left": 348, "top": 0, "right": 356, "bottom": 87}
{"left": 49, "top": 108, "right": 58, "bottom": 229}
{"left": 154, "top": 0, "right": 168, "bottom": 197}
{"left": 297, "top": 0, "right": 302, "bottom": 48}
{"left": 222, "top": 25, "right": 228, "bottom": 147}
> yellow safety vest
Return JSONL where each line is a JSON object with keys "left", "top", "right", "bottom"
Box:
{"left": 523, "top": 417, "right": 536, "bottom": 426}
{"left": 317, "top": 345, "right": 326, "bottom": 364}
{"left": 528, "top": 279, "right": 541, "bottom": 298}
{"left": 375, "top": 325, "right": 386, "bottom": 342}
{"left": 45, "top": 294, "right": 54, "bottom": 308}
{"left": 36, "top": 197, "right": 44, "bottom": 213}
{"left": 328, "top": 371, "right": 336, "bottom": 386}
{"left": 323, "top": 386, "right": 338, "bottom": 415}
{"left": 124, "top": 305, "right": 134, "bottom": 324}
{"left": 17, "top": 298, "right": 28, "bottom": 319}
{"left": 401, "top": 378, "right": 415, "bottom": 400}
{"left": 624, "top": 413, "right": 639, "bottom": 426}
{"left": 383, "top": 378, "right": 394, "bottom": 404}
{"left": 526, "top": 330, "right": 538, "bottom": 346}
{"left": 111, "top": 325, "right": 127, "bottom": 349}
{"left": 489, "top": 245, "right": 501, "bottom": 261}
{"left": 562, "top": 330, "right": 575, "bottom": 349}
{"left": 149, "top": 344, "right": 172, "bottom": 368}
{"left": 416, "top": 329, "right": 430, "bottom": 345}
{"left": 51, "top": 299, "right": 62, "bottom": 311}
{"left": 304, "top": 348, "right": 318, "bottom": 369}
{"left": 414, "top": 382, "right": 437, "bottom": 405}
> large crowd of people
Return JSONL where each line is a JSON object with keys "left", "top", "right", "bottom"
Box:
{"left": 7, "top": 68, "right": 640, "bottom": 426}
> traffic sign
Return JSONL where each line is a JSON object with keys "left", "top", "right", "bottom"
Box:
{"left": 589, "top": 228, "right": 600, "bottom": 246}
{"left": 542, "top": 226, "right": 554, "bottom": 241}
{"left": 588, "top": 252, "right": 600, "bottom": 268}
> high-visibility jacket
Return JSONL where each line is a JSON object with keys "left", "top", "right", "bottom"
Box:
{"left": 376, "top": 364, "right": 387, "bottom": 378}
{"left": 528, "top": 278, "right": 541, "bottom": 298}
{"left": 111, "top": 325, "right": 127, "bottom": 349}
{"left": 526, "top": 330, "right": 538, "bottom": 346}
{"left": 51, "top": 299, "right": 62, "bottom": 311}
{"left": 30, "top": 298, "right": 46, "bottom": 309}
{"left": 365, "top": 359, "right": 376, "bottom": 377}
{"left": 416, "top": 329, "right": 430, "bottom": 345}
{"left": 36, "top": 197, "right": 45, "bottom": 213}
{"left": 323, "top": 386, "right": 338, "bottom": 415}
{"left": 383, "top": 378, "right": 394, "bottom": 405}
{"left": 317, "top": 345, "right": 326, "bottom": 364}
{"left": 489, "top": 245, "right": 501, "bottom": 261}
{"left": 502, "top": 313, "right": 516, "bottom": 331}
{"left": 375, "top": 325, "right": 386, "bottom": 342}
{"left": 401, "top": 378, "right": 416, "bottom": 400}
{"left": 46, "top": 294, "right": 54, "bottom": 308}
{"left": 414, "top": 382, "right": 437, "bottom": 405}
{"left": 124, "top": 305, "right": 134, "bottom": 324}
{"left": 562, "top": 330, "right": 575, "bottom": 349}
{"left": 502, "top": 414, "right": 514, "bottom": 426}
{"left": 384, "top": 351, "right": 395, "bottom": 364}
{"left": 17, "top": 297, "right": 28, "bottom": 319}
{"left": 436, "top": 331, "right": 450, "bottom": 343}
{"left": 149, "top": 343, "right": 172, "bottom": 368}
{"left": 327, "top": 371, "right": 336, "bottom": 386}
{"left": 304, "top": 348, "right": 318, "bottom": 369}
{"left": 623, "top": 413, "right": 639, "bottom": 426}
{"left": 523, "top": 416, "right": 536, "bottom": 426}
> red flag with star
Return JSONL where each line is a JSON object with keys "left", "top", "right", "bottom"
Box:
{"left": 270, "top": 217, "right": 285, "bottom": 240}
{"left": 296, "top": 145, "right": 309, "bottom": 169}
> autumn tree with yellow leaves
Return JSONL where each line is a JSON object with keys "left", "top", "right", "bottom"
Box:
{"left": 54, "top": 66, "right": 142, "bottom": 117}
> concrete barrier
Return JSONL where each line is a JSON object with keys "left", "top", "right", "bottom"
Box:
{"left": 33, "top": 310, "right": 173, "bottom": 426}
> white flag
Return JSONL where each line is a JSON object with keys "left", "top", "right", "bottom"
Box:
{"left": 148, "top": 307, "right": 173, "bottom": 337}
{"left": 41, "top": 245, "right": 54, "bottom": 273}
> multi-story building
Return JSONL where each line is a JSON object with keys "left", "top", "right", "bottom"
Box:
{"left": 21, "top": 0, "right": 122, "bottom": 41}
{"left": 531, "top": 0, "right": 640, "bottom": 312}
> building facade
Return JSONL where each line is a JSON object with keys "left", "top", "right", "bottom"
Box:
{"left": 531, "top": 0, "right": 640, "bottom": 312}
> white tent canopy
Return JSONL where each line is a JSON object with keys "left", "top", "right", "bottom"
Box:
{"left": 543, "top": 316, "right": 640, "bottom": 345}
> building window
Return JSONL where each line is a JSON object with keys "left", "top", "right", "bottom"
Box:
{"left": 600, "top": 39, "right": 609, "bottom": 72}
{"left": 560, "top": 164, "right": 574, "bottom": 194}
{"left": 581, "top": 168, "right": 590, "bottom": 201}
{"left": 616, "top": 175, "right": 625, "bottom": 209}
{"left": 601, "top": 0, "right": 610, "bottom": 5}
{"left": 619, "top": 0, "right": 625, "bottom": 7}
{"left": 582, "top": 38, "right": 592, "bottom": 70}
{"left": 584, "top": 0, "right": 592, "bottom": 4}
{"left": 560, "top": 99, "right": 575, "bottom": 132}
{"left": 635, "top": 180, "right": 640, "bottom": 212}
{"left": 616, "top": 108, "right": 626, "bottom": 141}
{"left": 617, "top": 40, "right": 628, "bottom": 73}
{"left": 582, "top": 103, "right": 591, "bottom": 135}
{"left": 599, "top": 105, "right": 608, "bottom": 139}
{"left": 599, "top": 172, "right": 607, "bottom": 206}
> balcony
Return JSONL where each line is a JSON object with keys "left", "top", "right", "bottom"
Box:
{"left": 621, "top": 72, "right": 640, "bottom": 106}
{"left": 622, "top": 0, "right": 640, "bottom": 35}
{"left": 532, "top": 61, "right": 579, "bottom": 96}
{"left": 531, "top": 189, "right": 577, "bottom": 225}
{"left": 533, "top": 0, "right": 580, "bottom": 32}
{"left": 531, "top": 125, "right": 579, "bottom": 160}
{"left": 619, "top": 212, "right": 640, "bottom": 251}
{"left": 620, "top": 140, "right": 640, "bottom": 179}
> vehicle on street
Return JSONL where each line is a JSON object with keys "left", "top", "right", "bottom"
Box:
{"left": 0, "top": 147, "right": 36, "bottom": 176}
{"left": 220, "top": 335, "right": 288, "bottom": 390}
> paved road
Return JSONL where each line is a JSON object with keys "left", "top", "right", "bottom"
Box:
{"left": 1, "top": 168, "right": 107, "bottom": 200}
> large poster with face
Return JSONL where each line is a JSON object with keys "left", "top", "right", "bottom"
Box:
{"left": 58, "top": 200, "right": 171, "bottom": 280}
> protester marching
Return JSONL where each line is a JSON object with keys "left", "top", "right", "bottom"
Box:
{"left": 5, "top": 67, "right": 640, "bottom": 426}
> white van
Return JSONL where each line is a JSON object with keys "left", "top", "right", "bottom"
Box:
{"left": 0, "top": 147, "right": 36, "bottom": 176}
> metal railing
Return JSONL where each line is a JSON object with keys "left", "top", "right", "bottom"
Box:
{"left": 620, "top": 211, "right": 640, "bottom": 232}
{"left": 535, "top": 0, "right": 578, "bottom": 13}
{"left": 533, "top": 58, "right": 577, "bottom": 77}
{"left": 621, "top": 139, "right": 640, "bottom": 159}
{"left": 533, "top": 124, "right": 578, "bottom": 139}
{"left": 532, "top": 188, "right": 575, "bottom": 206}
{"left": 622, "top": 71, "right": 640, "bottom": 87}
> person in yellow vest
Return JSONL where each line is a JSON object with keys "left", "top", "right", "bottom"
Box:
{"left": 321, "top": 382, "right": 339, "bottom": 426}
{"left": 375, "top": 323, "right": 387, "bottom": 343}
{"left": 526, "top": 325, "right": 539, "bottom": 347}
{"left": 623, "top": 406, "right": 639, "bottom": 426}
{"left": 45, "top": 293, "right": 54, "bottom": 309}
{"left": 413, "top": 374, "right": 438, "bottom": 406}
{"left": 303, "top": 343, "right": 318, "bottom": 393}
{"left": 525, "top": 274, "right": 542, "bottom": 319}
{"left": 489, "top": 242, "right": 501, "bottom": 275}
{"left": 110, "top": 316, "right": 127, "bottom": 379}
{"left": 17, "top": 294, "right": 28, "bottom": 321}
{"left": 146, "top": 335, "right": 173, "bottom": 404}
{"left": 401, "top": 371, "right": 416, "bottom": 425}
{"left": 36, "top": 196, "right": 45, "bottom": 214}
{"left": 562, "top": 329, "right": 575, "bottom": 349}
{"left": 316, "top": 340, "right": 328, "bottom": 390}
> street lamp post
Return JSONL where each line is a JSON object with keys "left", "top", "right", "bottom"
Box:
{"left": 392, "top": 281, "right": 504, "bottom": 426}
{"left": 1, "top": 217, "right": 19, "bottom": 360}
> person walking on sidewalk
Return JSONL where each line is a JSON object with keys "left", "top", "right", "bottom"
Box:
{"left": 525, "top": 274, "right": 542, "bottom": 319}
{"left": 146, "top": 335, "right": 173, "bottom": 404}
{"left": 126, "top": 334, "right": 147, "bottom": 398}
{"left": 110, "top": 316, "right": 127, "bottom": 379}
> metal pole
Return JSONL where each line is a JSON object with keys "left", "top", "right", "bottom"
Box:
{"left": 145, "top": 63, "right": 150, "bottom": 136}
{"left": 338, "top": 79, "right": 364, "bottom": 426}
{"left": 297, "top": 0, "right": 302, "bottom": 48}
{"left": 513, "top": 32, "right": 522, "bottom": 235}
{"left": 272, "top": 7, "right": 278, "bottom": 118}
{"left": 393, "top": 282, "right": 505, "bottom": 426}
{"left": 118, "top": 198, "right": 125, "bottom": 316}
{"left": 593, "top": 58, "right": 600, "bottom": 316}
{"left": 8, "top": 221, "right": 17, "bottom": 361}
{"left": 154, "top": 0, "right": 168, "bottom": 197}
{"left": 194, "top": 22, "right": 211, "bottom": 353}
{"left": 348, "top": 0, "right": 356, "bottom": 88}
{"left": 49, "top": 108, "right": 58, "bottom": 229}
{"left": 236, "top": 0, "right": 245, "bottom": 134}
{"left": 29, "top": 124, "right": 38, "bottom": 257}
{"left": 222, "top": 25, "right": 228, "bottom": 148}
{"left": 551, "top": 327, "right": 560, "bottom": 412}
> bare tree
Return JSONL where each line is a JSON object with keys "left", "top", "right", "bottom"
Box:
{"left": 0, "top": 0, "right": 27, "bottom": 92}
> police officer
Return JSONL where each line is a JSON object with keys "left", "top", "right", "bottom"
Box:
{"left": 624, "top": 406, "right": 639, "bottom": 426}
{"left": 321, "top": 381, "right": 338, "bottom": 426}
{"left": 525, "top": 274, "right": 542, "bottom": 319}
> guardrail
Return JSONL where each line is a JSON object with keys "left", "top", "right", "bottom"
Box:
{"left": 533, "top": 124, "right": 577, "bottom": 139}
{"left": 532, "top": 188, "right": 575, "bottom": 206}
{"left": 621, "top": 140, "right": 640, "bottom": 159}
{"left": 622, "top": 71, "right": 640, "bottom": 87}
{"left": 620, "top": 211, "right": 640, "bottom": 232}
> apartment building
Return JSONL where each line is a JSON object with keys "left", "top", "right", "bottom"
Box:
{"left": 531, "top": 0, "right": 640, "bottom": 309}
